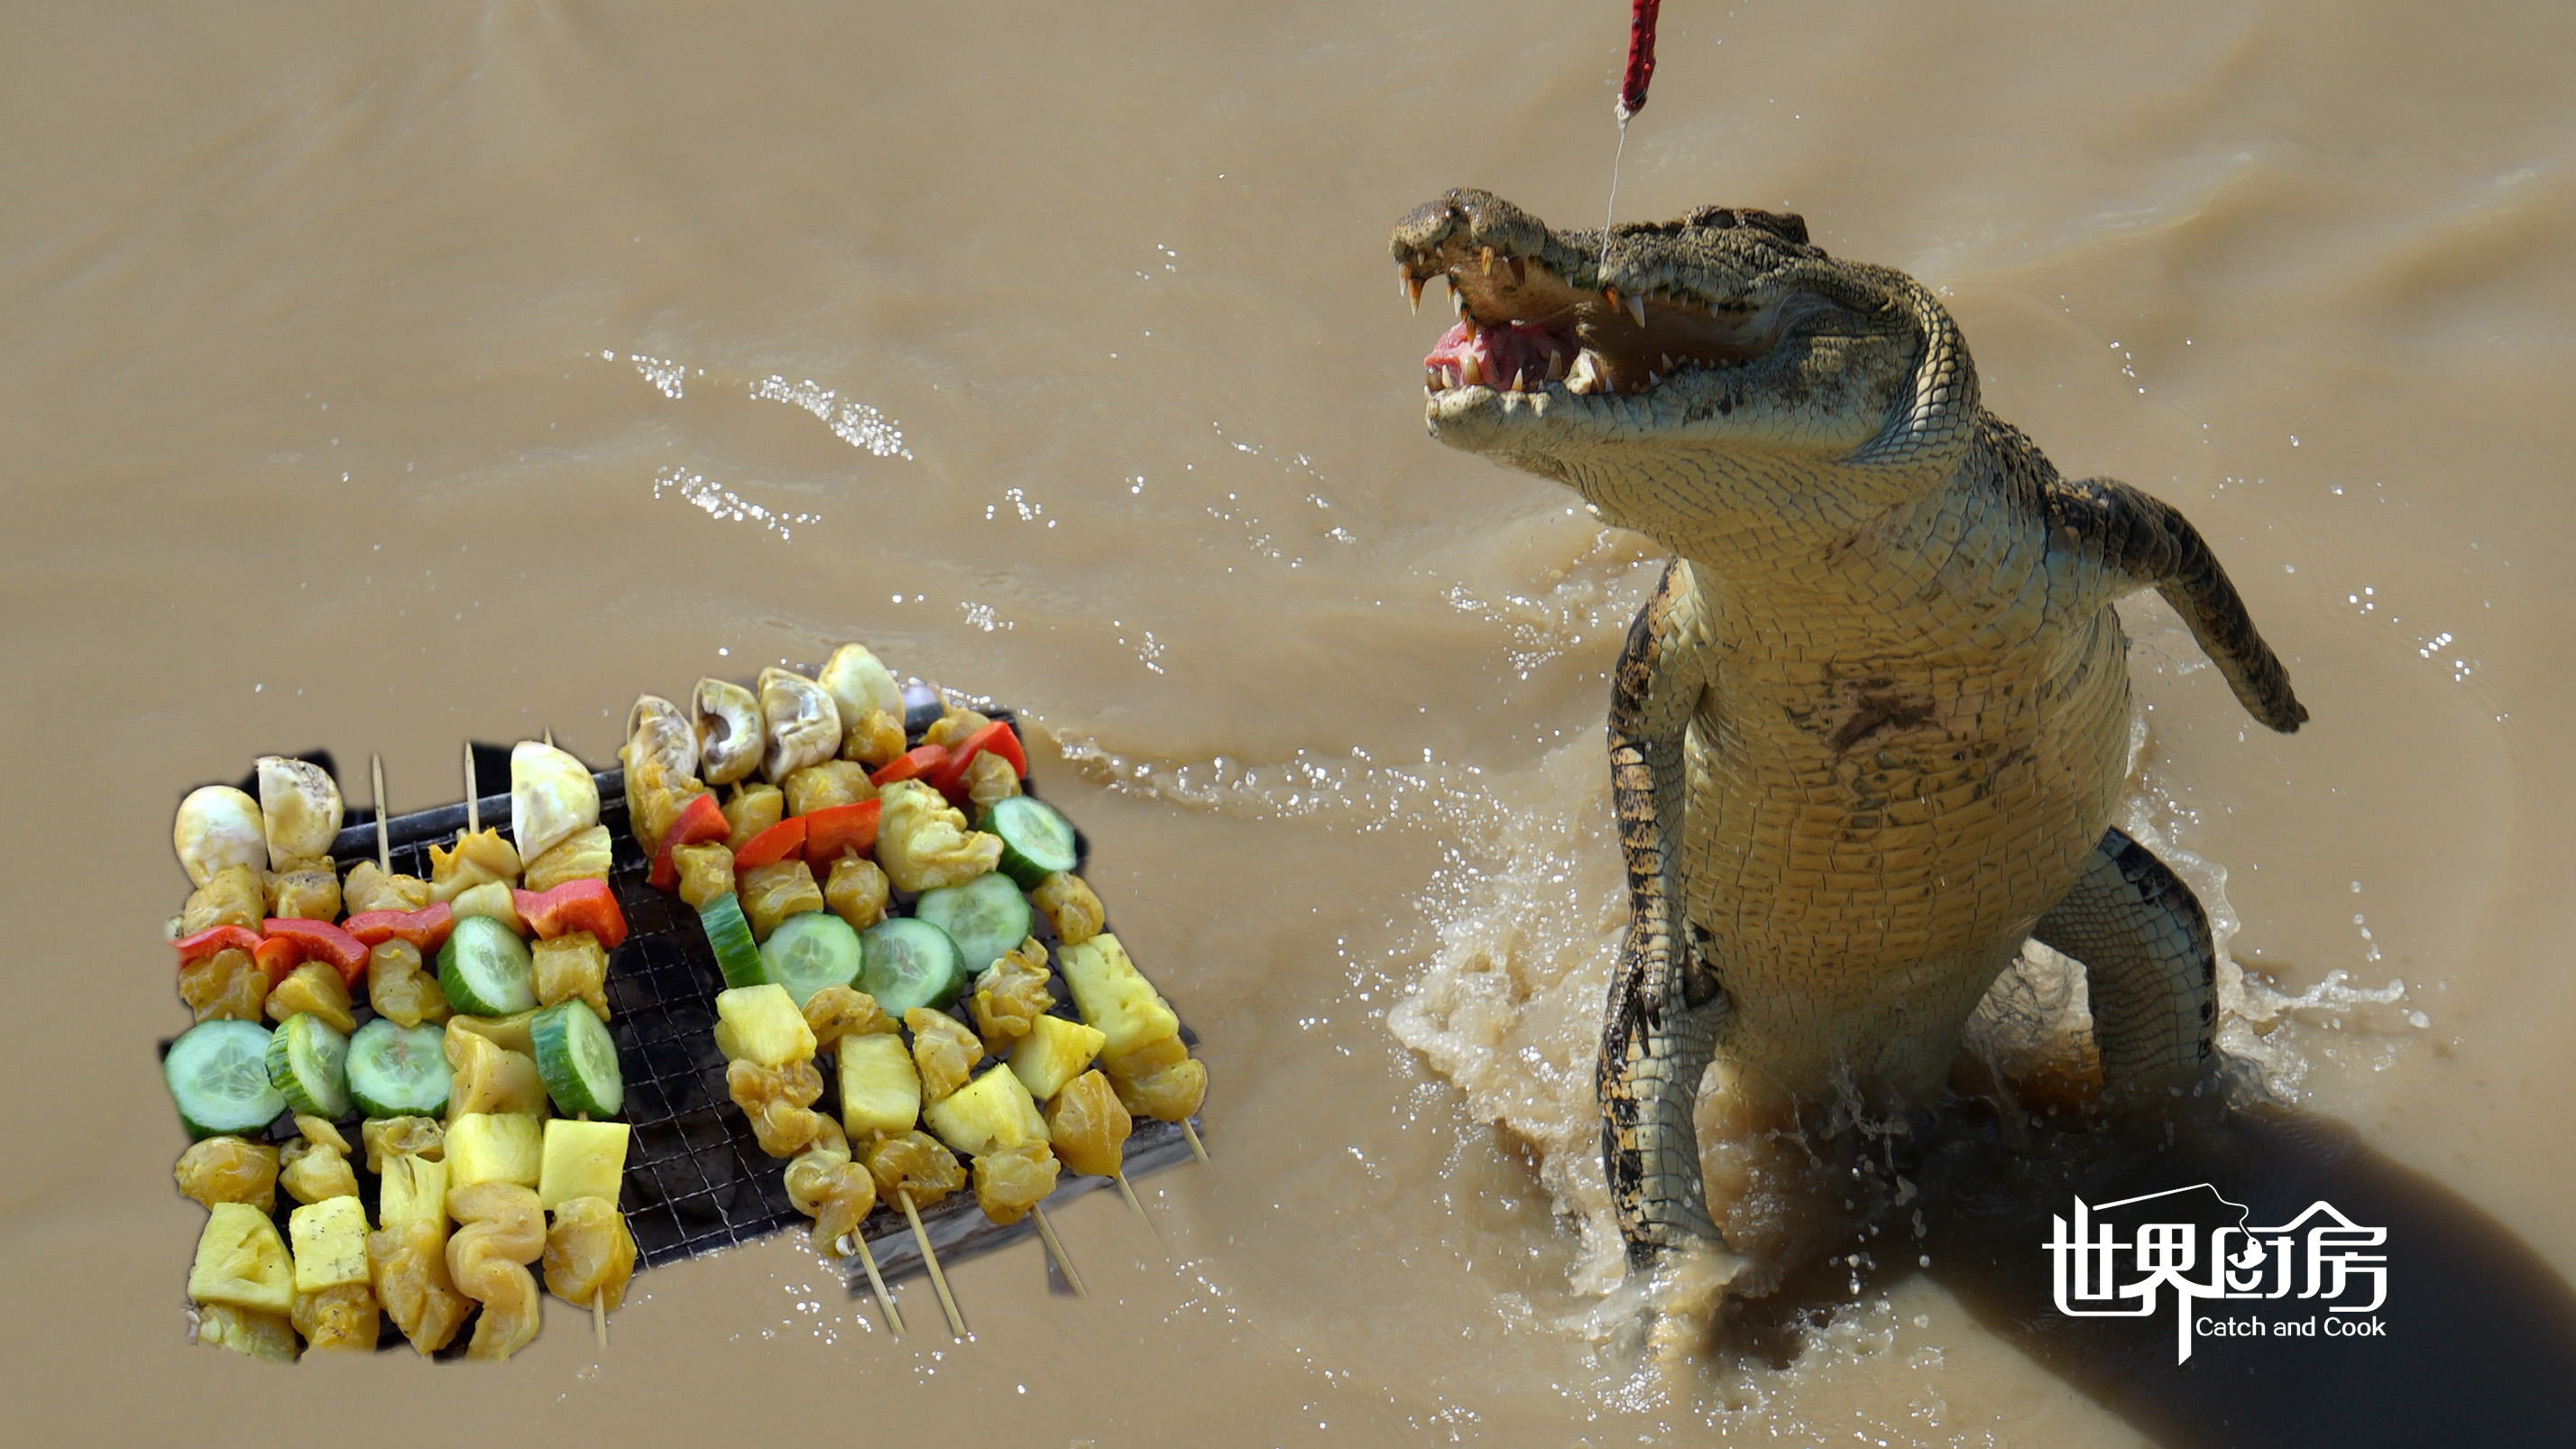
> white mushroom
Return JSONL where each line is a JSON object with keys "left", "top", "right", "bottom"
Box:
{"left": 255, "top": 756, "right": 344, "bottom": 864}
{"left": 758, "top": 667, "right": 842, "bottom": 782}
{"left": 625, "top": 695, "right": 698, "bottom": 782}
{"left": 818, "top": 644, "right": 903, "bottom": 738}
{"left": 173, "top": 785, "right": 268, "bottom": 887}
{"left": 510, "top": 740, "right": 599, "bottom": 864}
{"left": 695, "top": 677, "right": 763, "bottom": 786}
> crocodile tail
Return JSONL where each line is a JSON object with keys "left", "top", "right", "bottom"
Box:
{"left": 2049, "top": 476, "right": 2309, "bottom": 734}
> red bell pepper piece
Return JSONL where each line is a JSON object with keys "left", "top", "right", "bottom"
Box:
{"left": 511, "top": 879, "right": 630, "bottom": 951}
{"left": 648, "top": 790, "right": 731, "bottom": 892}
{"left": 263, "top": 918, "right": 371, "bottom": 986}
{"left": 925, "top": 720, "right": 1026, "bottom": 799}
{"left": 253, "top": 935, "right": 305, "bottom": 986}
{"left": 341, "top": 901, "right": 456, "bottom": 954}
{"left": 869, "top": 743, "right": 948, "bottom": 788}
{"left": 802, "top": 799, "right": 881, "bottom": 863}
{"left": 733, "top": 817, "right": 808, "bottom": 872}
{"left": 174, "top": 924, "right": 263, "bottom": 968}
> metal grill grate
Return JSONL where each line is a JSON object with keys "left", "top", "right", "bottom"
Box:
{"left": 284, "top": 734, "right": 1201, "bottom": 1279}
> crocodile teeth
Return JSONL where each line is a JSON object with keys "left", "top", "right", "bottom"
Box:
{"left": 1406, "top": 272, "right": 1425, "bottom": 314}
{"left": 1602, "top": 288, "right": 1621, "bottom": 316}
{"left": 1546, "top": 350, "right": 1566, "bottom": 381}
{"left": 1509, "top": 367, "right": 1526, "bottom": 392}
{"left": 1626, "top": 291, "right": 1648, "bottom": 328}
{"left": 1458, "top": 352, "right": 1482, "bottom": 386}
{"left": 1479, "top": 245, "right": 1495, "bottom": 277}
{"left": 1661, "top": 353, "right": 1674, "bottom": 372}
{"left": 1566, "top": 350, "right": 1605, "bottom": 395}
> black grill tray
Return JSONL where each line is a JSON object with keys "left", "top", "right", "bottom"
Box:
{"left": 176, "top": 734, "right": 1200, "bottom": 1300}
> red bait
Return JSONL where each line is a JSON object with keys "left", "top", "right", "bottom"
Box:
{"left": 1618, "top": 0, "right": 1662, "bottom": 122}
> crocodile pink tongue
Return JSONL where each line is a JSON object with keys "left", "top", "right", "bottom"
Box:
{"left": 1423, "top": 320, "right": 1574, "bottom": 389}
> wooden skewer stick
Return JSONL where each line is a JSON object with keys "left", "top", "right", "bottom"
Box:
{"left": 1181, "top": 1118, "right": 1209, "bottom": 1163}
{"left": 572, "top": 1110, "right": 612, "bottom": 1352}
{"left": 371, "top": 754, "right": 391, "bottom": 872}
{"left": 1112, "top": 1170, "right": 1164, "bottom": 1247}
{"left": 839, "top": 1232, "right": 905, "bottom": 1338}
{"left": 464, "top": 742, "right": 479, "bottom": 835}
{"left": 1030, "top": 1204, "right": 1085, "bottom": 1297}
{"left": 897, "top": 1188, "right": 966, "bottom": 1339}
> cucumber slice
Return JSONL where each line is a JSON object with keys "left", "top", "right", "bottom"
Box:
{"left": 165, "top": 1020, "right": 286, "bottom": 1140}
{"left": 530, "top": 1001, "right": 624, "bottom": 1118}
{"left": 915, "top": 872, "right": 1035, "bottom": 976}
{"left": 697, "top": 894, "right": 766, "bottom": 990}
{"left": 437, "top": 915, "right": 537, "bottom": 1015}
{"left": 759, "top": 912, "right": 863, "bottom": 1009}
{"left": 265, "top": 1013, "right": 351, "bottom": 1120}
{"left": 859, "top": 917, "right": 967, "bottom": 1018}
{"left": 346, "top": 1019, "right": 451, "bottom": 1118}
{"left": 981, "top": 795, "right": 1078, "bottom": 887}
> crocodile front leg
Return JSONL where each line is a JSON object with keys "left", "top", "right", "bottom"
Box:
{"left": 1598, "top": 561, "right": 1730, "bottom": 1265}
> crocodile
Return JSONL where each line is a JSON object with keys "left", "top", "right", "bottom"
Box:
{"left": 1388, "top": 190, "right": 2306, "bottom": 1288}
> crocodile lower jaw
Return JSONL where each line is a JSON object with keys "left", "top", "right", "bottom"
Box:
{"left": 1402, "top": 249, "right": 1789, "bottom": 400}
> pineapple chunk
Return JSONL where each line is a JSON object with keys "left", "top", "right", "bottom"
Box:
{"left": 839, "top": 1032, "right": 921, "bottom": 1139}
{"left": 289, "top": 1195, "right": 373, "bottom": 1292}
{"left": 713, "top": 983, "right": 815, "bottom": 1066}
{"left": 539, "top": 1119, "right": 630, "bottom": 1211}
{"left": 195, "top": 1303, "right": 298, "bottom": 1362}
{"left": 1058, "top": 933, "right": 1179, "bottom": 1056}
{"left": 188, "top": 1202, "right": 296, "bottom": 1315}
{"left": 923, "top": 1063, "right": 1048, "bottom": 1157}
{"left": 446, "top": 1112, "right": 544, "bottom": 1193}
{"left": 379, "top": 1154, "right": 449, "bottom": 1231}
{"left": 1009, "top": 1014, "right": 1107, "bottom": 1104}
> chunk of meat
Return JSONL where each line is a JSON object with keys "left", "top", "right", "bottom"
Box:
{"left": 969, "top": 938, "right": 1054, "bottom": 1054}
{"left": 725, "top": 1057, "right": 828, "bottom": 1157}
{"left": 179, "top": 946, "right": 268, "bottom": 1023}
{"left": 823, "top": 854, "right": 891, "bottom": 931}
{"left": 1031, "top": 872, "right": 1106, "bottom": 947}
{"left": 804, "top": 983, "right": 897, "bottom": 1053}
{"left": 972, "top": 1140, "right": 1060, "bottom": 1226}
{"left": 784, "top": 1121, "right": 879, "bottom": 1258}
{"left": 266, "top": 961, "right": 356, "bottom": 1035}
{"left": 1045, "top": 1069, "right": 1134, "bottom": 1178}
{"left": 360, "top": 1116, "right": 446, "bottom": 1175}
{"left": 291, "top": 1282, "right": 380, "bottom": 1352}
{"left": 864, "top": 1129, "right": 966, "bottom": 1209}
{"left": 542, "top": 1195, "right": 637, "bottom": 1311}
{"left": 366, "top": 939, "right": 450, "bottom": 1028}
{"left": 446, "top": 1180, "right": 547, "bottom": 1361}
{"left": 369, "top": 1221, "right": 473, "bottom": 1354}
{"left": 280, "top": 1116, "right": 360, "bottom": 1204}
{"left": 174, "top": 1136, "right": 281, "bottom": 1214}
{"left": 906, "top": 1008, "right": 981, "bottom": 1103}
{"left": 532, "top": 931, "right": 611, "bottom": 1020}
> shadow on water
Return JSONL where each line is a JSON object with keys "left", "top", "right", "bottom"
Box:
{"left": 1730, "top": 1092, "right": 2576, "bottom": 1447}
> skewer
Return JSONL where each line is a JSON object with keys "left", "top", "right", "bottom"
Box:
{"left": 464, "top": 741, "right": 479, "bottom": 835}
{"left": 1112, "top": 1171, "right": 1164, "bottom": 1246}
{"left": 1181, "top": 1118, "right": 1209, "bottom": 1163}
{"left": 1030, "top": 1204, "right": 1086, "bottom": 1297}
{"left": 371, "top": 754, "right": 391, "bottom": 872}
{"left": 897, "top": 1188, "right": 967, "bottom": 1339}
{"left": 839, "top": 1232, "right": 906, "bottom": 1337}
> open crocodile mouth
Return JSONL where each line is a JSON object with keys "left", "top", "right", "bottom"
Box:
{"left": 1401, "top": 241, "right": 1797, "bottom": 399}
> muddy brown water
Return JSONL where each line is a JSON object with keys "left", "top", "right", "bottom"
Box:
{"left": 5, "top": 2, "right": 2573, "bottom": 1444}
